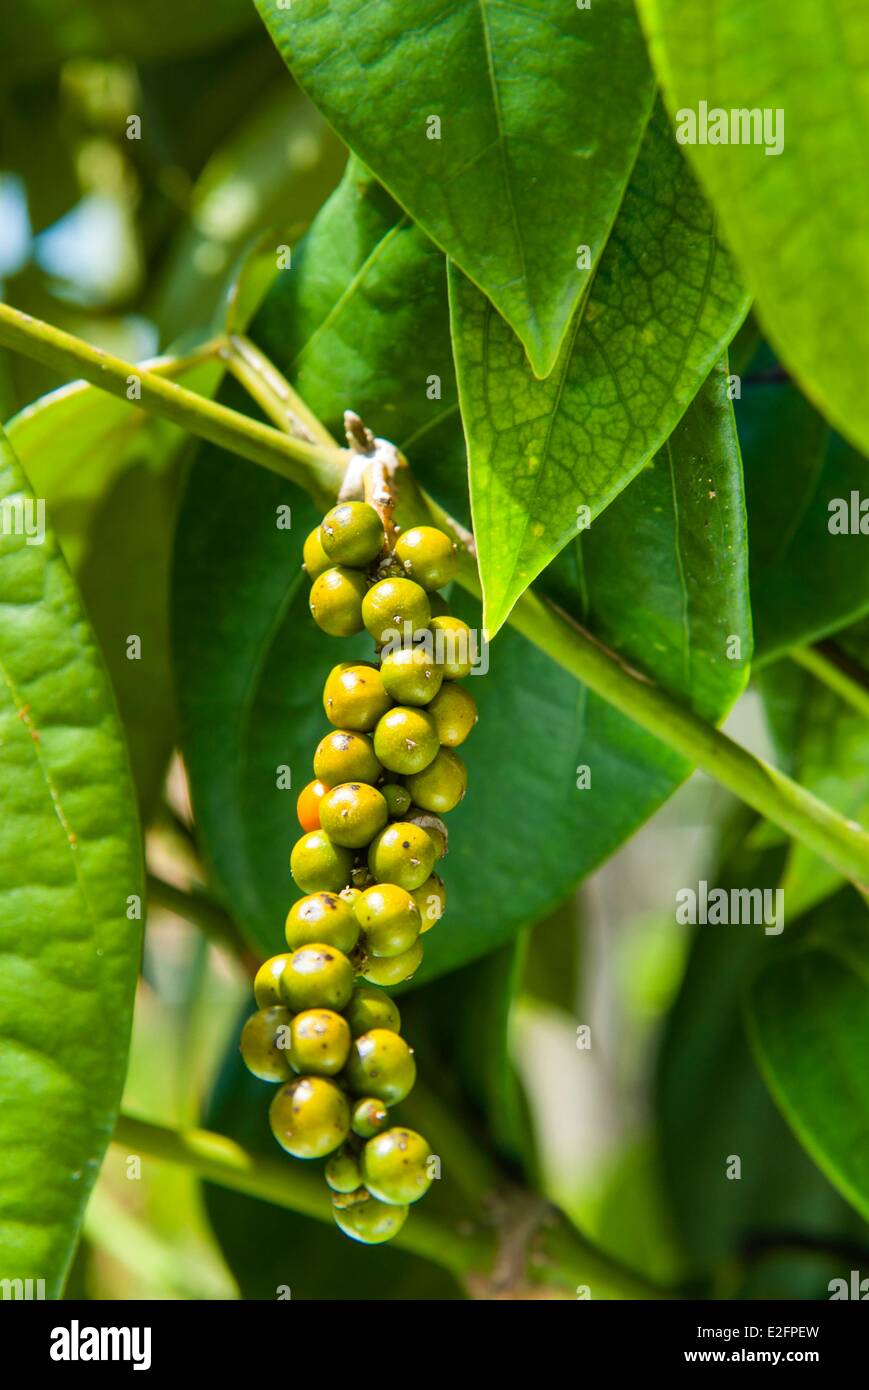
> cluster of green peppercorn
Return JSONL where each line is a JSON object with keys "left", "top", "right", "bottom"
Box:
{"left": 240, "top": 496, "right": 478, "bottom": 1244}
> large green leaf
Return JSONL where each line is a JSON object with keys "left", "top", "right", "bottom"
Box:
{"left": 449, "top": 102, "right": 750, "bottom": 634}
{"left": 748, "top": 889, "right": 869, "bottom": 1224}
{"left": 254, "top": 0, "right": 655, "bottom": 376}
{"left": 657, "top": 840, "right": 866, "bottom": 1294}
{"left": 173, "top": 167, "right": 750, "bottom": 982}
{"left": 0, "top": 427, "right": 143, "bottom": 1294}
{"left": 638, "top": 0, "right": 869, "bottom": 455}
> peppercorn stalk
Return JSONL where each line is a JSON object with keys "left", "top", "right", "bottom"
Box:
{"left": 1, "top": 300, "right": 867, "bottom": 889}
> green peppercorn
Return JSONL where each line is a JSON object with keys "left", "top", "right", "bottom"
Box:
{"left": 367, "top": 821, "right": 437, "bottom": 891}
{"left": 346, "top": 1028, "right": 417, "bottom": 1105}
{"left": 373, "top": 706, "right": 439, "bottom": 775}
{"left": 358, "top": 938, "right": 423, "bottom": 986}
{"left": 303, "top": 527, "right": 331, "bottom": 580}
{"left": 320, "top": 501, "right": 384, "bottom": 567}
{"left": 355, "top": 882, "right": 421, "bottom": 958}
{"left": 428, "top": 682, "right": 477, "bottom": 747}
{"left": 309, "top": 566, "right": 368, "bottom": 636}
{"left": 382, "top": 783, "right": 412, "bottom": 817}
{"left": 430, "top": 615, "right": 474, "bottom": 680}
{"left": 379, "top": 645, "right": 443, "bottom": 706}
{"left": 394, "top": 526, "right": 458, "bottom": 591}
{"left": 345, "top": 985, "right": 401, "bottom": 1037}
{"left": 288, "top": 1008, "right": 351, "bottom": 1076}
{"left": 239, "top": 1006, "right": 294, "bottom": 1082}
{"left": 325, "top": 1146, "right": 363, "bottom": 1194}
{"left": 279, "top": 943, "right": 355, "bottom": 1012}
{"left": 323, "top": 663, "right": 392, "bottom": 732}
{"left": 314, "top": 729, "right": 382, "bottom": 786}
{"left": 269, "top": 1075, "right": 350, "bottom": 1159}
{"left": 404, "top": 748, "right": 467, "bottom": 814}
{"left": 254, "top": 953, "right": 294, "bottom": 1008}
{"left": 362, "top": 577, "right": 431, "bottom": 644}
{"left": 411, "top": 874, "right": 446, "bottom": 933}
{"left": 361, "top": 1127, "right": 434, "bottom": 1205}
{"left": 351, "top": 1096, "right": 391, "bottom": 1138}
{"left": 290, "top": 830, "right": 354, "bottom": 894}
{"left": 332, "top": 1192, "right": 408, "bottom": 1244}
{"left": 285, "top": 891, "right": 360, "bottom": 952}
{"left": 318, "top": 781, "right": 388, "bottom": 848}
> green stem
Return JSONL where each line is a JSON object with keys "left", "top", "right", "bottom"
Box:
{"left": 223, "top": 334, "right": 339, "bottom": 449}
{"left": 790, "top": 644, "right": 869, "bottom": 722}
{"left": 111, "top": 1113, "right": 662, "bottom": 1296}
{"left": 146, "top": 873, "right": 257, "bottom": 975}
{"left": 3, "top": 301, "right": 869, "bottom": 886}
{"left": 112, "top": 1113, "right": 490, "bottom": 1278}
{"left": 0, "top": 302, "right": 345, "bottom": 507}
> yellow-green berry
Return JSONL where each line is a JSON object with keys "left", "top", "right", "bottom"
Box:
{"left": 320, "top": 501, "right": 384, "bottom": 566}
{"left": 404, "top": 748, "right": 468, "bottom": 814}
{"left": 319, "top": 781, "right": 388, "bottom": 848}
{"left": 288, "top": 1008, "right": 351, "bottom": 1076}
{"left": 285, "top": 891, "right": 360, "bottom": 952}
{"left": 290, "top": 830, "right": 354, "bottom": 893}
{"left": 345, "top": 986, "right": 401, "bottom": 1037}
{"left": 240, "top": 1006, "right": 293, "bottom": 1082}
{"left": 394, "top": 526, "right": 457, "bottom": 591}
{"left": 269, "top": 1075, "right": 349, "bottom": 1159}
{"left": 346, "top": 1029, "right": 417, "bottom": 1105}
{"left": 361, "top": 1127, "right": 433, "bottom": 1205}
{"left": 355, "top": 882, "right": 421, "bottom": 958}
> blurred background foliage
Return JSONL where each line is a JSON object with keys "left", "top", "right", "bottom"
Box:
{"left": 4, "top": 0, "right": 866, "bottom": 1300}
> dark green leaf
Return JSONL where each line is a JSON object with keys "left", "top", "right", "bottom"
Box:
{"left": 748, "top": 889, "right": 869, "bottom": 1223}
{"left": 738, "top": 354, "right": 869, "bottom": 663}
{"left": 255, "top": 0, "right": 655, "bottom": 376}
{"left": 0, "top": 427, "right": 143, "bottom": 1294}
{"left": 657, "top": 841, "right": 865, "bottom": 1290}
{"left": 450, "top": 103, "right": 750, "bottom": 633}
{"left": 757, "top": 627, "right": 869, "bottom": 917}
{"left": 638, "top": 0, "right": 869, "bottom": 454}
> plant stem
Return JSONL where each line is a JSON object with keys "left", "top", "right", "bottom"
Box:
{"left": 0, "top": 302, "right": 345, "bottom": 507}
{"left": 790, "top": 644, "right": 869, "bottom": 721}
{"left": 146, "top": 873, "right": 257, "bottom": 975}
{"left": 111, "top": 1113, "right": 663, "bottom": 1296}
{"left": 3, "top": 301, "right": 868, "bottom": 886}
{"left": 112, "top": 1113, "right": 490, "bottom": 1277}
{"left": 222, "top": 334, "right": 338, "bottom": 449}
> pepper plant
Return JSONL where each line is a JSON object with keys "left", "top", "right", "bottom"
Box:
{"left": 0, "top": 0, "right": 868, "bottom": 1301}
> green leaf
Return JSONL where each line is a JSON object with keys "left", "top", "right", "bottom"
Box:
{"left": 738, "top": 350, "right": 869, "bottom": 663}
{"left": 657, "top": 840, "right": 865, "bottom": 1291}
{"left": 254, "top": 0, "right": 655, "bottom": 376}
{"left": 748, "top": 888, "right": 869, "bottom": 1224}
{"left": 0, "top": 0, "right": 256, "bottom": 74}
{"left": 0, "top": 426, "right": 143, "bottom": 1294}
{"left": 173, "top": 168, "right": 749, "bottom": 982}
{"left": 637, "top": 0, "right": 869, "bottom": 455}
{"left": 7, "top": 355, "right": 220, "bottom": 820}
{"left": 402, "top": 938, "right": 536, "bottom": 1174}
{"left": 757, "top": 624, "right": 869, "bottom": 918}
{"left": 449, "top": 102, "right": 750, "bottom": 634}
